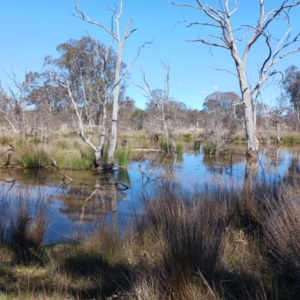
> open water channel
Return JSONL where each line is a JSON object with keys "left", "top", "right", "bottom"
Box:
{"left": 0, "top": 145, "right": 299, "bottom": 244}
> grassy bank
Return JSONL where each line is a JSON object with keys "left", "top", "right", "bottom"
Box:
{"left": 1, "top": 179, "right": 300, "bottom": 299}
{"left": 2, "top": 128, "right": 300, "bottom": 170}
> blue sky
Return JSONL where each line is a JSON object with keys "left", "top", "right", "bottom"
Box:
{"left": 1, "top": 0, "right": 300, "bottom": 110}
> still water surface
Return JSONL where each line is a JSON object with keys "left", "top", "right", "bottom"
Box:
{"left": 0, "top": 146, "right": 299, "bottom": 244}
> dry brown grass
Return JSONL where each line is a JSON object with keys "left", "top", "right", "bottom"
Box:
{"left": 1, "top": 180, "right": 300, "bottom": 299}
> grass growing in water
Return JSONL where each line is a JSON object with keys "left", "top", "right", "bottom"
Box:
{"left": 203, "top": 141, "right": 216, "bottom": 154}
{"left": 18, "top": 145, "right": 49, "bottom": 168}
{"left": 175, "top": 142, "right": 184, "bottom": 155}
{"left": 52, "top": 144, "right": 94, "bottom": 169}
{"left": 159, "top": 139, "right": 174, "bottom": 154}
{"left": 2, "top": 180, "right": 300, "bottom": 298}
{"left": 115, "top": 147, "right": 132, "bottom": 167}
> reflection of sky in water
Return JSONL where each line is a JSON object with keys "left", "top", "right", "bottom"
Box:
{"left": 0, "top": 146, "right": 300, "bottom": 244}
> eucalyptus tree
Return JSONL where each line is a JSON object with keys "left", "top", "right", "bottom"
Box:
{"left": 203, "top": 91, "right": 242, "bottom": 151}
{"left": 73, "top": 0, "right": 137, "bottom": 167}
{"left": 172, "top": 0, "right": 300, "bottom": 156}
{"left": 283, "top": 65, "right": 300, "bottom": 128}
{"left": 37, "top": 36, "right": 127, "bottom": 167}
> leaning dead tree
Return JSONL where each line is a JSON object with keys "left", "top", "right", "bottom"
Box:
{"left": 172, "top": 0, "right": 300, "bottom": 156}
{"left": 73, "top": 0, "right": 136, "bottom": 167}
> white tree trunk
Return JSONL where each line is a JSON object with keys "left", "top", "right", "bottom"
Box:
{"left": 107, "top": 45, "right": 123, "bottom": 164}
{"left": 243, "top": 90, "right": 259, "bottom": 155}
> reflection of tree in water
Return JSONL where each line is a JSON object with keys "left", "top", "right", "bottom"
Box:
{"left": 202, "top": 151, "right": 245, "bottom": 175}
{"left": 285, "top": 150, "right": 300, "bottom": 184}
{"left": 243, "top": 157, "right": 259, "bottom": 193}
{"left": 56, "top": 171, "right": 128, "bottom": 225}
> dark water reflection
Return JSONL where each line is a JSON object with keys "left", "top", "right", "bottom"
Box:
{"left": 0, "top": 145, "right": 299, "bottom": 244}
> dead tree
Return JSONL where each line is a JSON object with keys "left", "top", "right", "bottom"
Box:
{"left": 136, "top": 61, "right": 176, "bottom": 154}
{"left": 172, "top": 0, "right": 300, "bottom": 156}
{"left": 73, "top": 0, "right": 137, "bottom": 166}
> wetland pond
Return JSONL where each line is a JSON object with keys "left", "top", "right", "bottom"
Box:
{"left": 0, "top": 145, "right": 299, "bottom": 244}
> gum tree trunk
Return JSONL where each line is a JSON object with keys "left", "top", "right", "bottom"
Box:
{"left": 107, "top": 43, "right": 123, "bottom": 165}
{"left": 241, "top": 86, "right": 259, "bottom": 155}
{"left": 171, "top": 0, "right": 300, "bottom": 157}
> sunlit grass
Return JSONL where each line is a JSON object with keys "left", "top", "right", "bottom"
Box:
{"left": 159, "top": 139, "right": 173, "bottom": 153}
{"left": 281, "top": 134, "right": 300, "bottom": 144}
{"left": 182, "top": 132, "right": 193, "bottom": 142}
{"left": 115, "top": 147, "right": 132, "bottom": 168}
{"left": 18, "top": 145, "right": 49, "bottom": 168}
{"left": 52, "top": 144, "right": 94, "bottom": 169}
{"left": 175, "top": 142, "right": 184, "bottom": 155}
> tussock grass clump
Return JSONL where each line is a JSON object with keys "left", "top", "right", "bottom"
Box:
{"left": 182, "top": 132, "right": 193, "bottom": 142}
{"left": 2, "top": 179, "right": 300, "bottom": 299}
{"left": 175, "top": 142, "right": 184, "bottom": 155}
{"left": 231, "top": 134, "right": 246, "bottom": 143}
{"left": 115, "top": 146, "right": 132, "bottom": 167}
{"left": 52, "top": 144, "right": 94, "bottom": 169}
{"left": 159, "top": 139, "right": 175, "bottom": 154}
{"left": 203, "top": 141, "right": 216, "bottom": 154}
{"left": 0, "top": 190, "right": 50, "bottom": 265}
{"left": 281, "top": 134, "right": 300, "bottom": 144}
{"left": 18, "top": 144, "right": 49, "bottom": 168}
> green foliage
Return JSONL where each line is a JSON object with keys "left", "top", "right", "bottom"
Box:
{"left": 175, "top": 142, "right": 184, "bottom": 155}
{"left": 56, "top": 139, "right": 70, "bottom": 150}
{"left": 193, "top": 140, "right": 201, "bottom": 150}
{"left": 115, "top": 147, "right": 132, "bottom": 167}
{"left": 231, "top": 134, "right": 246, "bottom": 142}
{"left": 18, "top": 145, "right": 49, "bottom": 168}
{"left": 159, "top": 140, "right": 172, "bottom": 153}
{"left": 203, "top": 141, "right": 216, "bottom": 154}
{"left": 182, "top": 132, "right": 192, "bottom": 142}
{"left": 281, "top": 134, "right": 300, "bottom": 144}
{"left": 52, "top": 145, "right": 94, "bottom": 170}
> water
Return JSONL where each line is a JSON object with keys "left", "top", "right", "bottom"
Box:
{"left": 0, "top": 145, "right": 299, "bottom": 244}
